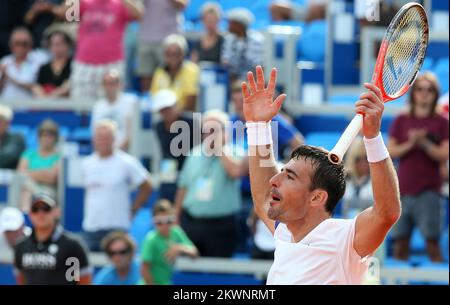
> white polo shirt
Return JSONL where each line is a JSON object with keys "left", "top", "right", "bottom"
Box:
{"left": 82, "top": 150, "right": 149, "bottom": 231}
{"left": 0, "top": 51, "right": 48, "bottom": 99}
{"left": 266, "top": 217, "right": 369, "bottom": 285}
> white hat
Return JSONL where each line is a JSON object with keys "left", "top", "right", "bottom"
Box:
{"left": 0, "top": 207, "right": 24, "bottom": 233}
{"left": 152, "top": 89, "right": 178, "bottom": 112}
{"left": 0, "top": 104, "right": 13, "bottom": 122}
{"left": 226, "top": 8, "right": 254, "bottom": 27}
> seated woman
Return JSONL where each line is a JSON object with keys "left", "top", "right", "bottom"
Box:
{"left": 17, "top": 119, "right": 61, "bottom": 211}
{"left": 32, "top": 30, "right": 72, "bottom": 98}
{"left": 190, "top": 2, "right": 224, "bottom": 64}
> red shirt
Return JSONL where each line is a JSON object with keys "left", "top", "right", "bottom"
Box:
{"left": 75, "top": 0, "right": 132, "bottom": 64}
{"left": 389, "top": 113, "right": 449, "bottom": 195}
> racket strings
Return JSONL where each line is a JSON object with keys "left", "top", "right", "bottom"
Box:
{"left": 382, "top": 7, "right": 428, "bottom": 97}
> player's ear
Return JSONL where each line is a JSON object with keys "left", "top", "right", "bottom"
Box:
{"left": 309, "top": 189, "right": 328, "bottom": 209}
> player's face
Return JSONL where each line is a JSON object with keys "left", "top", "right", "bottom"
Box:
{"left": 268, "top": 158, "right": 315, "bottom": 222}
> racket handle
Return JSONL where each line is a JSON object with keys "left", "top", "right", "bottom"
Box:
{"left": 328, "top": 114, "right": 363, "bottom": 164}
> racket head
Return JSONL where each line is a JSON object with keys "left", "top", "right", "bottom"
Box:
{"left": 372, "top": 3, "right": 429, "bottom": 103}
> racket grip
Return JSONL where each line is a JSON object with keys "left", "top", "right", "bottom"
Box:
{"left": 328, "top": 114, "right": 363, "bottom": 164}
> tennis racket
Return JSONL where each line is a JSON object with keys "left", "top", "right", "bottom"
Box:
{"left": 328, "top": 2, "right": 429, "bottom": 164}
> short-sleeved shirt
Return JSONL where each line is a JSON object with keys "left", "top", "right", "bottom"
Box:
{"left": 267, "top": 218, "right": 369, "bottom": 285}
{"left": 138, "top": 0, "right": 182, "bottom": 43}
{"left": 150, "top": 61, "right": 200, "bottom": 110}
{"left": 36, "top": 59, "right": 71, "bottom": 94}
{"left": 93, "top": 260, "right": 140, "bottom": 285}
{"left": 75, "top": 0, "right": 133, "bottom": 64}
{"left": 0, "top": 52, "right": 49, "bottom": 98}
{"left": 140, "top": 226, "right": 194, "bottom": 285}
{"left": 221, "top": 31, "right": 265, "bottom": 80}
{"left": 82, "top": 150, "right": 149, "bottom": 231}
{"left": 91, "top": 93, "right": 137, "bottom": 148}
{"left": 389, "top": 113, "right": 449, "bottom": 195}
{"left": 177, "top": 145, "right": 243, "bottom": 218}
{"left": 14, "top": 225, "right": 91, "bottom": 285}
{"left": 20, "top": 149, "right": 61, "bottom": 171}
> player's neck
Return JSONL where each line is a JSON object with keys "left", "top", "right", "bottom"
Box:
{"left": 286, "top": 213, "right": 330, "bottom": 243}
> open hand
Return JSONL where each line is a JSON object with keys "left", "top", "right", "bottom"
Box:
{"left": 241, "top": 66, "right": 286, "bottom": 123}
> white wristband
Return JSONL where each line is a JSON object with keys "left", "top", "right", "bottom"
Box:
{"left": 246, "top": 121, "right": 273, "bottom": 146}
{"left": 363, "top": 133, "right": 390, "bottom": 163}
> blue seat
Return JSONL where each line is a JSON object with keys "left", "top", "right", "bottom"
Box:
{"left": 68, "top": 127, "right": 92, "bottom": 142}
{"left": 433, "top": 57, "right": 449, "bottom": 93}
{"left": 128, "top": 208, "right": 153, "bottom": 252}
{"left": 420, "top": 57, "right": 434, "bottom": 72}
{"left": 298, "top": 20, "right": 326, "bottom": 62}
{"left": 9, "top": 125, "right": 30, "bottom": 138}
{"left": 304, "top": 132, "right": 342, "bottom": 151}
{"left": 328, "top": 94, "right": 359, "bottom": 105}
{"left": 295, "top": 115, "right": 349, "bottom": 136}
{"left": 410, "top": 228, "right": 426, "bottom": 254}
{"left": 184, "top": 0, "right": 206, "bottom": 22}
{"left": 12, "top": 111, "right": 82, "bottom": 129}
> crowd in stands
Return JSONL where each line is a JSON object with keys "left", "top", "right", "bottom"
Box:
{"left": 0, "top": 0, "right": 448, "bottom": 285}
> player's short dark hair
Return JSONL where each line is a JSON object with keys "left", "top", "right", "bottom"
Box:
{"left": 152, "top": 199, "right": 174, "bottom": 215}
{"left": 290, "top": 145, "right": 346, "bottom": 214}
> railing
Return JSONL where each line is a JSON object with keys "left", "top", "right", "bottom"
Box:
{"left": 0, "top": 247, "right": 447, "bottom": 285}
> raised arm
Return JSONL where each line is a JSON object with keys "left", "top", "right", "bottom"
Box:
{"left": 354, "top": 83, "right": 401, "bottom": 258}
{"left": 242, "top": 66, "right": 286, "bottom": 234}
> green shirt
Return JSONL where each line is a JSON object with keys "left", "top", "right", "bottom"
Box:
{"left": 178, "top": 145, "right": 243, "bottom": 218}
{"left": 140, "top": 225, "right": 194, "bottom": 285}
{"left": 21, "top": 149, "right": 61, "bottom": 170}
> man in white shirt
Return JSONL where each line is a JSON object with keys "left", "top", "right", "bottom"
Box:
{"left": 91, "top": 70, "right": 137, "bottom": 151}
{"left": 0, "top": 27, "right": 48, "bottom": 99}
{"left": 242, "top": 66, "right": 401, "bottom": 284}
{"left": 82, "top": 120, "right": 153, "bottom": 251}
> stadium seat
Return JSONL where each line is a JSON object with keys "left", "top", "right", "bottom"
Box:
{"left": 295, "top": 115, "right": 349, "bottom": 136}
{"left": 298, "top": 20, "right": 326, "bottom": 62}
{"left": 172, "top": 271, "right": 263, "bottom": 285}
{"left": 128, "top": 207, "right": 153, "bottom": 252}
{"left": 304, "top": 132, "right": 341, "bottom": 151}
{"left": 9, "top": 125, "right": 30, "bottom": 138}
{"left": 410, "top": 228, "right": 426, "bottom": 255}
{"left": 420, "top": 57, "right": 434, "bottom": 72}
{"left": 434, "top": 57, "right": 449, "bottom": 93}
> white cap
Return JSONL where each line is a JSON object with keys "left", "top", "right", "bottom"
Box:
{"left": 226, "top": 8, "right": 254, "bottom": 27}
{"left": 151, "top": 89, "right": 178, "bottom": 112}
{"left": 0, "top": 207, "right": 24, "bottom": 233}
{"left": 0, "top": 104, "right": 13, "bottom": 122}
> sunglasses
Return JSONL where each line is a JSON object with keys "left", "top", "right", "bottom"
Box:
{"left": 154, "top": 215, "right": 176, "bottom": 225}
{"left": 107, "top": 248, "right": 131, "bottom": 257}
{"left": 415, "top": 86, "right": 434, "bottom": 93}
{"left": 31, "top": 204, "right": 52, "bottom": 214}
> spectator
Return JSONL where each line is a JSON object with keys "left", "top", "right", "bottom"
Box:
{"left": 32, "top": 30, "right": 72, "bottom": 98}
{"left": 270, "top": 0, "right": 327, "bottom": 23}
{"left": 17, "top": 119, "right": 61, "bottom": 211}
{"left": 0, "top": 207, "right": 31, "bottom": 249}
{"left": 82, "top": 120, "right": 152, "bottom": 251}
{"left": 24, "top": 0, "right": 65, "bottom": 48}
{"left": 248, "top": 210, "right": 275, "bottom": 260}
{"left": 137, "top": 0, "right": 187, "bottom": 92}
{"left": 14, "top": 194, "right": 92, "bottom": 284}
{"left": 140, "top": 199, "right": 198, "bottom": 285}
{"left": 0, "top": 1, "right": 28, "bottom": 58}
{"left": 91, "top": 70, "right": 137, "bottom": 151}
{"left": 152, "top": 89, "right": 197, "bottom": 202}
{"left": 342, "top": 137, "right": 373, "bottom": 219}
{"left": 388, "top": 72, "right": 449, "bottom": 262}
{"left": 0, "top": 27, "right": 48, "bottom": 99}
{"left": 0, "top": 105, "right": 26, "bottom": 169}
{"left": 65, "top": 0, "right": 145, "bottom": 100}
{"left": 174, "top": 110, "right": 246, "bottom": 257}
{"left": 151, "top": 34, "right": 200, "bottom": 112}
{"left": 190, "top": 2, "right": 224, "bottom": 64}
{"left": 93, "top": 231, "right": 140, "bottom": 285}
{"left": 221, "top": 8, "right": 265, "bottom": 82}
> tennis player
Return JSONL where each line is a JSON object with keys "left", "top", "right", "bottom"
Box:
{"left": 243, "top": 66, "right": 401, "bottom": 284}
